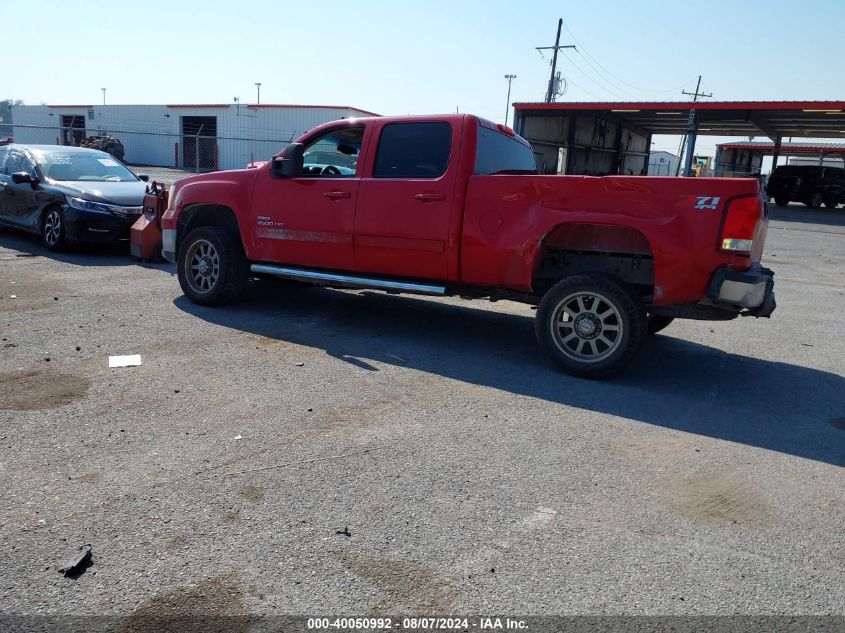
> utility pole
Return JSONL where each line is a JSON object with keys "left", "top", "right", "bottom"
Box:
{"left": 101, "top": 88, "right": 106, "bottom": 105}
{"left": 536, "top": 19, "right": 576, "bottom": 103}
{"left": 676, "top": 75, "right": 712, "bottom": 176}
{"left": 504, "top": 74, "right": 517, "bottom": 126}
{"left": 255, "top": 82, "right": 262, "bottom": 104}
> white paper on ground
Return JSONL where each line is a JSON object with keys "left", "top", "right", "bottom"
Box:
{"left": 109, "top": 354, "right": 142, "bottom": 368}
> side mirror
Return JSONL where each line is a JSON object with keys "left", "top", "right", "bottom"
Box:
{"left": 11, "top": 171, "right": 38, "bottom": 188}
{"left": 271, "top": 143, "right": 304, "bottom": 178}
{"left": 137, "top": 173, "right": 150, "bottom": 182}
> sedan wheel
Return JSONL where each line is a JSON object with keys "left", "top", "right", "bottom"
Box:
{"left": 41, "top": 208, "right": 65, "bottom": 251}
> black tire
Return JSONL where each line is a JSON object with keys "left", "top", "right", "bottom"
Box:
{"left": 177, "top": 225, "right": 248, "bottom": 306}
{"left": 646, "top": 314, "right": 675, "bottom": 335}
{"left": 41, "top": 206, "right": 66, "bottom": 251}
{"left": 535, "top": 274, "right": 646, "bottom": 379}
{"left": 774, "top": 197, "right": 789, "bottom": 207}
{"left": 805, "top": 192, "right": 823, "bottom": 209}
{"left": 824, "top": 200, "right": 838, "bottom": 209}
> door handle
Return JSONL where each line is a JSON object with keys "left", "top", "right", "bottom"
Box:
{"left": 414, "top": 193, "right": 446, "bottom": 202}
{"left": 323, "top": 191, "right": 351, "bottom": 200}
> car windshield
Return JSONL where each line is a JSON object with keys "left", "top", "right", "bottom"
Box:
{"left": 773, "top": 166, "right": 822, "bottom": 177}
{"left": 34, "top": 149, "right": 138, "bottom": 182}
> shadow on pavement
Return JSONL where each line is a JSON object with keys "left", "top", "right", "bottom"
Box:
{"left": 0, "top": 227, "right": 172, "bottom": 271}
{"left": 768, "top": 203, "right": 845, "bottom": 227}
{"left": 175, "top": 282, "right": 845, "bottom": 468}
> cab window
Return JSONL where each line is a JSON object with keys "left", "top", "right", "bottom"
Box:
{"left": 301, "top": 126, "right": 363, "bottom": 177}
{"left": 475, "top": 126, "right": 538, "bottom": 175}
{"left": 373, "top": 122, "right": 452, "bottom": 179}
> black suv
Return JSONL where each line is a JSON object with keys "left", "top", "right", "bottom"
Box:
{"left": 766, "top": 165, "right": 845, "bottom": 209}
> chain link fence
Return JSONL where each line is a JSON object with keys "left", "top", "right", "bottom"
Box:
{"left": 10, "top": 124, "right": 296, "bottom": 185}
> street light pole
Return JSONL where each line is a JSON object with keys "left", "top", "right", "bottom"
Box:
{"left": 504, "top": 75, "right": 517, "bottom": 126}
{"left": 101, "top": 88, "right": 106, "bottom": 105}
{"left": 255, "top": 82, "right": 262, "bottom": 105}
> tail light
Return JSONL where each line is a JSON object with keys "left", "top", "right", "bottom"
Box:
{"left": 719, "top": 195, "right": 762, "bottom": 254}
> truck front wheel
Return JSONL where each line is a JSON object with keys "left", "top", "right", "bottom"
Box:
{"left": 535, "top": 274, "right": 646, "bottom": 378}
{"left": 177, "top": 226, "right": 248, "bottom": 306}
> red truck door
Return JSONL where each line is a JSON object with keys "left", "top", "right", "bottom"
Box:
{"left": 354, "top": 120, "right": 461, "bottom": 280}
{"left": 249, "top": 124, "right": 370, "bottom": 270}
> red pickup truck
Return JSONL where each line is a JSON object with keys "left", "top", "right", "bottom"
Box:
{"left": 162, "top": 114, "right": 775, "bottom": 378}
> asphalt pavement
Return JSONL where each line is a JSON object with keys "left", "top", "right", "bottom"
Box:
{"left": 0, "top": 204, "right": 843, "bottom": 621}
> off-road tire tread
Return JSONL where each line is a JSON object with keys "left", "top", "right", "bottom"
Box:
{"left": 177, "top": 226, "right": 248, "bottom": 306}
{"left": 535, "top": 274, "right": 646, "bottom": 379}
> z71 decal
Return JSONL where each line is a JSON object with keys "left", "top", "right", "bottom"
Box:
{"left": 694, "top": 196, "right": 721, "bottom": 210}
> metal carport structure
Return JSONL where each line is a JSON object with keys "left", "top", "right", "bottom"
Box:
{"left": 714, "top": 141, "right": 845, "bottom": 176}
{"left": 512, "top": 101, "right": 845, "bottom": 177}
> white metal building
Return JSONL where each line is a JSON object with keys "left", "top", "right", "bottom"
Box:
{"left": 11, "top": 103, "right": 378, "bottom": 171}
{"left": 647, "top": 150, "right": 680, "bottom": 176}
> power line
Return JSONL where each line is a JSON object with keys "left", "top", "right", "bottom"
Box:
{"left": 572, "top": 50, "right": 640, "bottom": 99}
{"left": 558, "top": 76, "right": 605, "bottom": 101}
{"left": 560, "top": 21, "right": 698, "bottom": 97}
{"left": 562, "top": 51, "right": 632, "bottom": 100}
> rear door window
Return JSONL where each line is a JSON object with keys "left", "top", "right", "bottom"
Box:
{"left": 373, "top": 122, "right": 452, "bottom": 179}
{"left": 475, "top": 126, "right": 538, "bottom": 175}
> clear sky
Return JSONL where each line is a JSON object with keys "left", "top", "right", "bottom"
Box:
{"left": 4, "top": 0, "right": 845, "bottom": 157}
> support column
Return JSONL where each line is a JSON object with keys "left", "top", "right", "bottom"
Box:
{"left": 771, "top": 136, "right": 782, "bottom": 174}
{"left": 642, "top": 133, "right": 652, "bottom": 176}
{"left": 611, "top": 124, "right": 624, "bottom": 174}
{"left": 564, "top": 116, "right": 576, "bottom": 175}
{"left": 683, "top": 109, "right": 698, "bottom": 177}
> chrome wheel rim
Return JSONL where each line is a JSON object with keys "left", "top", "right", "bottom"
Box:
{"left": 185, "top": 239, "right": 220, "bottom": 294}
{"left": 550, "top": 291, "right": 623, "bottom": 363}
{"left": 44, "top": 210, "right": 61, "bottom": 246}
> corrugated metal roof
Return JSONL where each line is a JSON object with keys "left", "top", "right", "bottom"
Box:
{"left": 716, "top": 141, "right": 845, "bottom": 153}
{"left": 514, "top": 100, "right": 845, "bottom": 110}
{"left": 513, "top": 101, "right": 845, "bottom": 139}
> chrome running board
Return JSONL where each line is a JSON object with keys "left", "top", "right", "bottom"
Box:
{"left": 250, "top": 264, "right": 447, "bottom": 296}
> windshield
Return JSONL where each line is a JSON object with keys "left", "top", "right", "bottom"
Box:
{"left": 34, "top": 149, "right": 138, "bottom": 182}
{"left": 772, "top": 166, "right": 822, "bottom": 177}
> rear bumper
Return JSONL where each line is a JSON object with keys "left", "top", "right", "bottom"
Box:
{"left": 707, "top": 264, "right": 776, "bottom": 317}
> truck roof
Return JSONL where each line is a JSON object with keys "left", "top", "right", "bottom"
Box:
{"left": 296, "top": 113, "right": 530, "bottom": 147}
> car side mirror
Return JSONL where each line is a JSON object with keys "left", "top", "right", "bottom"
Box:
{"left": 137, "top": 173, "right": 150, "bottom": 182}
{"left": 271, "top": 143, "right": 304, "bottom": 178}
{"left": 11, "top": 171, "right": 38, "bottom": 189}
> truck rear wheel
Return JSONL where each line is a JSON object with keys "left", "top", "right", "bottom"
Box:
{"left": 535, "top": 274, "right": 646, "bottom": 379}
{"left": 177, "top": 226, "right": 248, "bottom": 306}
{"left": 774, "top": 197, "right": 789, "bottom": 207}
{"left": 805, "top": 193, "right": 823, "bottom": 209}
